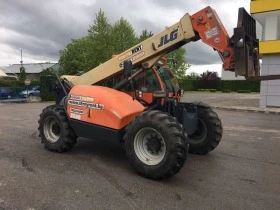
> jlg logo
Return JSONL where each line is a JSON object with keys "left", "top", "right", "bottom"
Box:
{"left": 158, "top": 29, "right": 178, "bottom": 48}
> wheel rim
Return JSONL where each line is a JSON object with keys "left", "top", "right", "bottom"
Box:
{"left": 188, "top": 119, "right": 207, "bottom": 144}
{"left": 43, "top": 116, "right": 61, "bottom": 143}
{"left": 134, "top": 128, "right": 166, "bottom": 166}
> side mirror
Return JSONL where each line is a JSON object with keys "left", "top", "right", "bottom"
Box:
{"left": 172, "top": 59, "right": 177, "bottom": 68}
{"left": 46, "top": 75, "right": 55, "bottom": 92}
{"left": 178, "top": 88, "right": 184, "bottom": 96}
{"left": 124, "top": 60, "right": 132, "bottom": 78}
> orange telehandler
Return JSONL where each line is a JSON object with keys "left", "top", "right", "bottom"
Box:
{"left": 39, "top": 7, "right": 260, "bottom": 180}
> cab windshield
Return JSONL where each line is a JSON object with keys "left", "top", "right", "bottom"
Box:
{"left": 156, "top": 66, "right": 180, "bottom": 93}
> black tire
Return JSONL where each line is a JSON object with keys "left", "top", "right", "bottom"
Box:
{"left": 38, "top": 105, "right": 77, "bottom": 152}
{"left": 188, "top": 106, "right": 223, "bottom": 155}
{"left": 124, "top": 110, "right": 187, "bottom": 180}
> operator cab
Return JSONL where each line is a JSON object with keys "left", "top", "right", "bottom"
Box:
{"left": 96, "top": 62, "right": 182, "bottom": 106}
{"left": 122, "top": 64, "right": 182, "bottom": 105}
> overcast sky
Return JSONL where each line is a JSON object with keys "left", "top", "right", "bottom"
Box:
{"left": 0, "top": 0, "right": 250, "bottom": 68}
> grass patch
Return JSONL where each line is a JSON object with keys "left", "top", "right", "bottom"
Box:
{"left": 197, "top": 89, "right": 216, "bottom": 92}
{"left": 237, "top": 90, "right": 251, "bottom": 93}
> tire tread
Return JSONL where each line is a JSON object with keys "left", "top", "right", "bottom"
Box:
{"left": 189, "top": 106, "right": 223, "bottom": 155}
{"left": 38, "top": 105, "right": 77, "bottom": 153}
{"left": 124, "top": 110, "right": 187, "bottom": 180}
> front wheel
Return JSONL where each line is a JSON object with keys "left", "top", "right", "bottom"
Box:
{"left": 38, "top": 105, "right": 77, "bottom": 152}
{"left": 188, "top": 106, "right": 223, "bottom": 155}
{"left": 124, "top": 110, "right": 187, "bottom": 180}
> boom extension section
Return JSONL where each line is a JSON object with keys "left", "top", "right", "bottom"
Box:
{"left": 190, "top": 7, "right": 259, "bottom": 79}
{"left": 61, "top": 6, "right": 261, "bottom": 86}
{"left": 62, "top": 13, "right": 197, "bottom": 86}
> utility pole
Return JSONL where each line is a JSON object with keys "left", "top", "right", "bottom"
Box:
{"left": 20, "top": 48, "right": 23, "bottom": 67}
{"left": 19, "top": 48, "right": 29, "bottom": 98}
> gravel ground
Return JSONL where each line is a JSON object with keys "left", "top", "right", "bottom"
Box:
{"left": 0, "top": 102, "right": 279, "bottom": 210}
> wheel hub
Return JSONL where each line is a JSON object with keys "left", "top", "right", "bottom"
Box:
{"left": 134, "top": 128, "right": 166, "bottom": 166}
{"left": 146, "top": 135, "right": 162, "bottom": 154}
{"left": 52, "top": 123, "right": 60, "bottom": 135}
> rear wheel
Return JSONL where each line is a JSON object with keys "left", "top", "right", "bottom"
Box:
{"left": 124, "top": 110, "right": 187, "bottom": 180}
{"left": 188, "top": 106, "right": 223, "bottom": 155}
{"left": 38, "top": 105, "right": 77, "bottom": 152}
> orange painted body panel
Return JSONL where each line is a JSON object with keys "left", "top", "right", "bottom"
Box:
{"left": 191, "top": 6, "right": 230, "bottom": 53}
{"left": 67, "top": 86, "right": 145, "bottom": 130}
{"left": 191, "top": 7, "right": 235, "bottom": 70}
{"left": 141, "top": 93, "right": 154, "bottom": 104}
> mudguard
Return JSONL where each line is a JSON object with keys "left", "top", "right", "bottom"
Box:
{"left": 174, "top": 101, "right": 210, "bottom": 136}
{"left": 66, "top": 85, "right": 145, "bottom": 130}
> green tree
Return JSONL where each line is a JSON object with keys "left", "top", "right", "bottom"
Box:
{"left": 59, "top": 9, "right": 113, "bottom": 75}
{"left": 40, "top": 67, "right": 56, "bottom": 76}
{"left": 59, "top": 37, "right": 92, "bottom": 75}
{"left": 88, "top": 9, "right": 111, "bottom": 37}
{"left": 186, "top": 72, "right": 199, "bottom": 80}
{"left": 88, "top": 9, "right": 113, "bottom": 66}
{"left": 111, "top": 17, "right": 138, "bottom": 53}
{"left": 18, "top": 66, "right": 27, "bottom": 82}
{"left": 138, "top": 29, "right": 153, "bottom": 42}
{"left": 199, "top": 71, "right": 220, "bottom": 81}
{"left": 166, "top": 47, "right": 190, "bottom": 80}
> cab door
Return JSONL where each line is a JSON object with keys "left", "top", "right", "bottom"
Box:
{"left": 123, "top": 68, "right": 162, "bottom": 104}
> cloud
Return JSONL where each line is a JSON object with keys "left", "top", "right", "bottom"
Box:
{"left": 0, "top": 0, "right": 250, "bottom": 66}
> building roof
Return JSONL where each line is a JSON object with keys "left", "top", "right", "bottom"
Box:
{"left": 0, "top": 68, "right": 18, "bottom": 80}
{"left": 0, "top": 69, "right": 7, "bottom": 76}
{"left": 3, "top": 63, "right": 60, "bottom": 74}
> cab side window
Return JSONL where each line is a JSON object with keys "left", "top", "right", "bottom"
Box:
{"left": 124, "top": 68, "right": 161, "bottom": 92}
{"left": 96, "top": 75, "right": 121, "bottom": 88}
